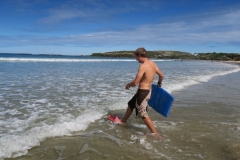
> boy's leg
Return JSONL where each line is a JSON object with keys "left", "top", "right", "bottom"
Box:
{"left": 121, "top": 106, "right": 133, "bottom": 123}
{"left": 143, "top": 117, "right": 161, "bottom": 139}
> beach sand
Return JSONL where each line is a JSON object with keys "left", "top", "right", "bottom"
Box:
{"left": 221, "top": 60, "right": 240, "bottom": 65}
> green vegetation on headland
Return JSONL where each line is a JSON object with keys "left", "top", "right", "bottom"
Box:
{"left": 92, "top": 51, "right": 191, "bottom": 58}
{"left": 193, "top": 52, "right": 240, "bottom": 61}
{"left": 92, "top": 51, "right": 240, "bottom": 61}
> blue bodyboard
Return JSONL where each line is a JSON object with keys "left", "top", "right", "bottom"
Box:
{"left": 148, "top": 84, "right": 174, "bottom": 117}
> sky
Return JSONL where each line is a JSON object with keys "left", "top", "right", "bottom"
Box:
{"left": 0, "top": 0, "right": 240, "bottom": 55}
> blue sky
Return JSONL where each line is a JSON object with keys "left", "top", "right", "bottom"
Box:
{"left": 0, "top": 0, "right": 240, "bottom": 55}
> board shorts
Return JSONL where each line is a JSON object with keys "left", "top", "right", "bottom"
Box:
{"left": 128, "top": 89, "right": 151, "bottom": 118}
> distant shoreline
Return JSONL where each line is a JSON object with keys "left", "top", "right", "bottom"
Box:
{"left": 221, "top": 61, "right": 240, "bottom": 65}
{"left": 1, "top": 52, "right": 240, "bottom": 62}
{"left": 91, "top": 51, "right": 240, "bottom": 61}
{"left": 0, "top": 53, "right": 90, "bottom": 57}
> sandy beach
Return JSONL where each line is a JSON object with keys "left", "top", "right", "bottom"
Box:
{"left": 221, "top": 61, "right": 240, "bottom": 65}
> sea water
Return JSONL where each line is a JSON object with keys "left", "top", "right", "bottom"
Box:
{"left": 0, "top": 54, "right": 240, "bottom": 160}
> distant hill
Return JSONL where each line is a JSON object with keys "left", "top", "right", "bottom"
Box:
{"left": 92, "top": 51, "right": 240, "bottom": 61}
{"left": 193, "top": 52, "right": 240, "bottom": 61}
{"left": 92, "top": 50, "right": 191, "bottom": 58}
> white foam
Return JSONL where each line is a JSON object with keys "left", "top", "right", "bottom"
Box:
{"left": 2, "top": 109, "right": 22, "bottom": 116}
{"left": 139, "top": 137, "right": 153, "bottom": 150}
{"left": 0, "top": 110, "right": 103, "bottom": 159}
{"left": 165, "top": 66, "right": 240, "bottom": 93}
{"left": 35, "top": 99, "right": 48, "bottom": 103}
{"left": 154, "top": 121, "right": 182, "bottom": 130}
{"left": 0, "top": 58, "right": 171, "bottom": 62}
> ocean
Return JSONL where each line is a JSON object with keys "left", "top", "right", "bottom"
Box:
{"left": 0, "top": 53, "right": 240, "bottom": 160}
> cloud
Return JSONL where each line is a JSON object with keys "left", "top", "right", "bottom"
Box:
{"left": 57, "top": 9, "right": 240, "bottom": 46}
{"left": 38, "top": 9, "right": 87, "bottom": 24}
{"left": 1, "top": 6, "right": 240, "bottom": 48}
{"left": 37, "top": 0, "right": 165, "bottom": 24}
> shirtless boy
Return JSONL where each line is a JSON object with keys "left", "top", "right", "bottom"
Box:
{"left": 109, "top": 47, "right": 164, "bottom": 138}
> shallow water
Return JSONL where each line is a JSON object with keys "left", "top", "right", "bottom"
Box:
{"left": 14, "top": 69, "right": 239, "bottom": 160}
{"left": 0, "top": 55, "right": 240, "bottom": 160}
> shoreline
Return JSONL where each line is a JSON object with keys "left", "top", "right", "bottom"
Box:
{"left": 220, "top": 60, "right": 240, "bottom": 66}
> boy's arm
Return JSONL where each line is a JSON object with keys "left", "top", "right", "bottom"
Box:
{"left": 125, "top": 65, "right": 144, "bottom": 89}
{"left": 156, "top": 65, "right": 164, "bottom": 86}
